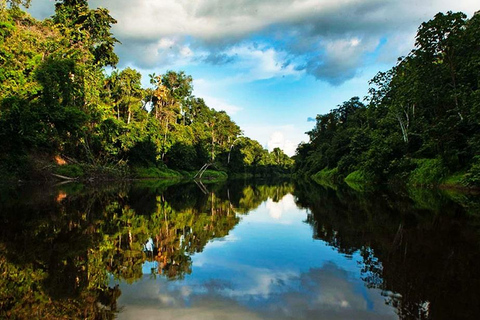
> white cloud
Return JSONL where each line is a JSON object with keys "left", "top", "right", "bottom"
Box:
{"left": 116, "top": 37, "right": 197, "bottom": 69}
{"left": 94, "top": 0, "right": 349, "bottom": 41}
{"left": 195, "top": 43, "right": 304, "bottom": 84}
{"left": 201, "top": 95, "right": 243, "bottom": 115}
{"left": 98, "top": 0, "right": 478, "bottom": 84}
{"left": 28, "top": 0, "right": 479, "bottom": 84}
{"left": 239, "top": 124, "right": 308, "bottom": 157}
{"left": 267, "top": 131, "right": 299, "bottom": 157}
{"left": 225, "top": 44, "right": 302, "bottom": 81}
{"left": 305, "top": 36, "right": 380, "bottom": 85}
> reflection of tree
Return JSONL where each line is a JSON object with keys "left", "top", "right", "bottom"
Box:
{"left": 0, "top": 181, "right": 294, "bottom": 318}
{"left": 0, "top": 185, "right": 120, "bottom": 319}
{"left": 146, "top": 187, "right": 274, "bottom": 278}
{"left": 294, "top": 181, "right": 480, "bottom": 320}
{"left": 232, "top": 182, "right": 294, "bottom": 214}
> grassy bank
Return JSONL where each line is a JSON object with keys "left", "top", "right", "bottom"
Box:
{"left": 311, "top": 168, "right": 340, "bottom": 189}
{"left": 0, "top": 154, "right": 232, "bottom": 183}
{"left": 310, "top": 158, "right": 480, "bottom": 192}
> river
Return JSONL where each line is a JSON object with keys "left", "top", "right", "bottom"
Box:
{"left": 1, "top": 180, "right": 479, "bottom": 319}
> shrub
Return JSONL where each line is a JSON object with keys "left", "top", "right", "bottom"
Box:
{"left": 199, "top": 170, "right": 228, "bottom": 181}
{"left": 166, "top": 143, "right": 197, "bottom": 171}
{"left": 312, "top": 168, "right": 340, "bottom": 189}
{"left": 133, "top": 166, "right": 182, "bottom": 179}
{"left": 408, "top": 158, "right": 447, "bottom": 186}
{"left": 464, "top": 156, "right": 480, "bottom": 187}
{"left": 54, "top": 164, "right": 84, "bottom": 178}
{"left": 344, "top": 170, "right": 375, "bottom": 183}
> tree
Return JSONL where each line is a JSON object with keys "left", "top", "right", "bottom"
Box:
{"left": 53, "top": 0, "right": 119, "bottom": 67}
{"left": 1, "top": 0, "right": 30, "bottom": 8}
{"left": 107, "top": 68, "right": 143, "bottom": 124}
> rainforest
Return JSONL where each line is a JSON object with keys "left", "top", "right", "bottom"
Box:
{"left": 295, "top": 11, "right": 480, "bottom": 189}
{"left": 0, "top": 0, "right": 293, "bottom": 182}
{"left": 2, "top": 1, "right": 480, "bottom": 320}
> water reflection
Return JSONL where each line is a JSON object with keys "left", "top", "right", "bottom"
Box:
{"left": 115, "top": 189, "right": 395, "bottom": 320}
{"left": 294, "top": 181, "right": 480, "bottom": 320}
{"left": 0, "top": 181, "right": 293, "bottom": 318}
{"left": 0, "top": 181, "right": 479, "bottom": 319}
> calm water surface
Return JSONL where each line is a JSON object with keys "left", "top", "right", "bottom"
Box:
{"left": 1, "top": 181, "right": 480, "bottom": 319}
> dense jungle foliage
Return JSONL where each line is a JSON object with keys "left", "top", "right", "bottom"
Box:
{"left": 0, "top": 0, "right": 293, "bottom": 181}
{"left": 295, "top": 11, "right": 480, "bottom": 188}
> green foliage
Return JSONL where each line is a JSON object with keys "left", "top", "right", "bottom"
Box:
{"left": 53, "top": 0, "right": 119, "bottom": 67}
{"left": 54, "top": 164, "right": 84, "bottom": 178}
{"left": 409, "top": 158, "right": 447, "bottom": 186}
{"left": 464, "top": 156, "right": 480, "bottom": 187}
{"left": 126, "top": 138, "right": 158, "bottom": 167}
{"left": 295, "top": 11, "right": 480, "bottom": 189}
{"left": 344, "top": 170, "right": 375, "bottom": 184}
{"left": 441, "top": 172, "right": 467, "bottom": 188}
{"left": 4, "top": 0, "right": 31, "bottom": 8}
{"left": 200, "top": 170, "right": 228, "bottom": 181}
{"left": 133, "top": 166, "right": 183, "bottom": 179}
{"left": 166, "top": 143, "right": 197, "bottom": 171}
{"left": 0, "top": 4, "right": 292, "bottom": 181}
{"left": 312, "top": 167, "right": 339, "bottom": 189}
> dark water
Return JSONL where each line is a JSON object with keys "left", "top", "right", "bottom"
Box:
{"left": 1, "top": 180, "right": 480, "bottom": 319}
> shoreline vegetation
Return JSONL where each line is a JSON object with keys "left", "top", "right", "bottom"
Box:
{"left": 1, "top": 2, "right": 480, "bottom": 192}
{"left": 0, "top": 1, "right": 293, "bottom": 183}
{"left": 294, "top": 11, "right": 480, "bottom": 192}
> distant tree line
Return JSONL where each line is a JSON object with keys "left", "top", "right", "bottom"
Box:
{"left": 294, "top": 11, "right": 480, "bottom": 187}
{"left": 0, "top": 1, "right": 293, "bottom": 179}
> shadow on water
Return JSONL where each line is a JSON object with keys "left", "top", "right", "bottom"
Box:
{"left": 294, "top": 180, "right": 480, "bottom": 320}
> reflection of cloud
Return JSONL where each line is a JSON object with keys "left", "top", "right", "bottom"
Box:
{"left": 118, "top": 296, "right": 264, "bottom": 320}
{"left": 116, "top": 262, "right": 396, "bottom": 320}
{"left": 203, "top": 279, "right": 234, "bottom": 292}
{"left": 266, "top": 194, "right": 297, "bottom": 221}
{"left": 223, "top": 268, "right": 297, "bottom": 298}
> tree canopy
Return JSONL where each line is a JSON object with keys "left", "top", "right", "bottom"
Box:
{"left": 0, "top": 2, "right": 293, "bottom": 179}
{"left": 295, "top": 11, "right": 480, "bottom": 187}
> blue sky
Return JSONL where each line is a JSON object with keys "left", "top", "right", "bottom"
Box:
{"left": 29, "top": 0, "right": 478, "bottom": 155}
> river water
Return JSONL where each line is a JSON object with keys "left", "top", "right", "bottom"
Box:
{"left": 1, "top": 180, "right": 479, "bottom": 319}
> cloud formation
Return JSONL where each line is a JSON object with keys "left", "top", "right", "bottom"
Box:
{"left": 28, "top": 0, "right": 478, "bottom": 85}
{"left": 99, "top": 0, "right": 477, "bottom": 84}
{"left": 201, "top": 95, "right": 243, "bottom": 115}
{"left": 267, "top": 131, "right": 297, "bottom": 156}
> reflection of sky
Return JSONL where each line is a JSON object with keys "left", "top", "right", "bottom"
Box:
{"left": 116, "top": 194, "right": 397, "bottom": 319}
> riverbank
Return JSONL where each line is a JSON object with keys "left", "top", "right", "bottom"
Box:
{"left": 0, "top": 153, "right": 292, "bottom": 184}
{"left": 0, "top": 154, "right": 227, "bottom": 183}
{"left": 310, "top": 159, "right": 480, "bottom": 192}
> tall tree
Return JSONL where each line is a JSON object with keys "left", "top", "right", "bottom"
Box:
{"left": 53, "top": 0, "right": 119, "bottom": 67}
